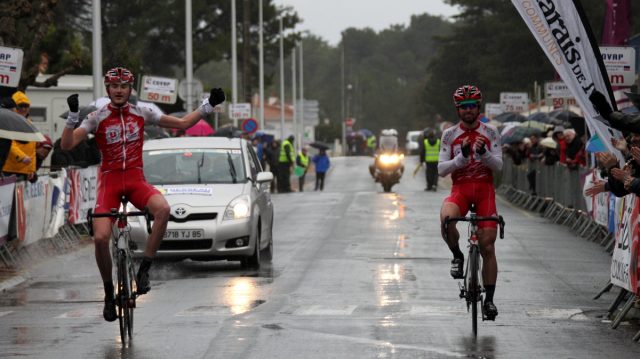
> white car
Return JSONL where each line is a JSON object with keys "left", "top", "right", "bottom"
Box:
{"left": 129, "top": 137, "right": 274, "bottom": 268}
{"left": 405, "top": 131, "right": 422, "bottom": 155}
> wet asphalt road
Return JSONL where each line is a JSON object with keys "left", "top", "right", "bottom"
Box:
{"left": 0, "top": 155, "right": 639, "bottom": 358}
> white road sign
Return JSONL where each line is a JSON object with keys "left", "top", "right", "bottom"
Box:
{"left": 229, "top": 103, "right": 252, "bottom": 119}
{"left": 500, "top": 92, "right": 529, "bottom": 112}
{"left": 140, "top": 75, "right": 178, "bottom": 104}
{"left": 0, "top": 46, "right": 24, "bottom": 88}
{"left": 484, "top": 103, "right": 503, "bottom": 119}
{"left": 601, "top": 46, "right": 636, "bottom": 87}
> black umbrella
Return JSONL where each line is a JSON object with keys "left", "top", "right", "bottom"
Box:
{"left": 493, "top": 112, "right": 527, "bottom": 123}
{"left": 501, "top": 126, "right": 541, "bottom": 145}
{"left": 548, "top": 109, "right": 585, "bottom": 137}
{"left": 213, "top": 126, "right": 243, "bottom": 138}
{"left": 527, "top": 112, "right": 551, "bottom": 123}
{"left": 309, "top": 142, "right": 330, "bottom": 151}
{"left": 0, "top": 108, "right": 46, "bottom": 142}
{"left": 59, "top": 105, "right": 98, "bottom": 121}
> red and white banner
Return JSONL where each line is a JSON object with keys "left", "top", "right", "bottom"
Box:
{"left": 0, "top": 176, "right": 16, "bottom": 244}
{"left": 14, "top": 176, "right": 49, "bottom": 245}
{"left": 611, "top": 194, "right": 640, "bottom": 294}
{"left": 68, "top": 167, "right": 98, "bottom": 225}
{"left": 511, "top": 0, "right": 624, "bottom": 162}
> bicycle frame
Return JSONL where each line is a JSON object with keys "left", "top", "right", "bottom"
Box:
{"left": 87, "top": 197, "right": 151, "bottom": 346}
{"left": 443, "top": 206, "right": 505, "bottom": 336}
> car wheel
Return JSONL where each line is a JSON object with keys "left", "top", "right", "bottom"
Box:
{"left": 243, "top": 222, "right": 261, "bottom": 269}
{"left": 261, "top": 217, "right": 273, "bottom": 262}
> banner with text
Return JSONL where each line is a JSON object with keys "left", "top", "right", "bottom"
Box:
{"left": 610, "top": 194, "right": 640, "bottom": 294}
{"left": 68, "top": 167, "right": 98, "bottom": 225}
{"left": 15, "top": 176, "right": 49, "bottom": 246}
{"left": 0, "top": 176, "right": 16, "bottom": 243}
{"left": 511, "top": 0, "right": 623, "bottom": 161}
{"left": 44, "top": 169, "right": 68, "bottom": 238}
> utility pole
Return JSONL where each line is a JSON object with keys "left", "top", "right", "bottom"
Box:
{"left": 242, "top": 0, "right": 251, "bottom": 103}
{"left": 341, "top": 39, "right": 346, "bottom": 156}
{"left": 291, "top": 47, "right": 297, "bottom": 142}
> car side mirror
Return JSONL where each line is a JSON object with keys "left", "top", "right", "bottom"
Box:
{"left": 256, "top": 171, "right": 274, "bottom": 183}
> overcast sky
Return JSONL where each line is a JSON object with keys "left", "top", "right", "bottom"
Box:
{"left": 274, "top": 0, "right": 460, "bottom": 45}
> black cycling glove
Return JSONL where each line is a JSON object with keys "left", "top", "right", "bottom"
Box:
{"left": 589, "top": 91, "right": 613, "bottom": 120}
{"left": 208, "top": 88, "right": 226, "bottom": 107}
{"left": 461, "top": 142, "right": 471, "bottom": 158}
{"left": 67, "top": 94, "right": 79, "bottom": 113}
{"left": 476, "top": 141, "right": 487, "bottom": 156}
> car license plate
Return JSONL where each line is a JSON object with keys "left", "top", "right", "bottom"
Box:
{"left": 164, "top": 229, "right": 204, "bottom": 240}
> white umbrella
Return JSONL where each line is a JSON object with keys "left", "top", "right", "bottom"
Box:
{"left": 540, "top": 137, "right": 557, "bottom": 149}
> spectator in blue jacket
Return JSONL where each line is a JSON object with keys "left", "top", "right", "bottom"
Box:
{"left": 312, "top": 148, "right": 330, "bottom": 191}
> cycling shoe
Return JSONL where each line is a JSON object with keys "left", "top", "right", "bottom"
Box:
{"left": 484, "top": 301, "right": 498, "bottom": 320}
{"left": 103, "top": 296, "right": 117, "bottom": 322}
{"left": 136, "top": 268, "right": 150, "bottom": 295}
{"left": 450, "top": 258, "right": 464, "bottom": 279}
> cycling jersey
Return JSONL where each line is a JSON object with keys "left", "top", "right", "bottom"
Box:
{"left": 437, "top": 122, "right": 502, "bottom": 184}
{"left": 438, "top": 121, "right": 502, "bottom": 228}
{"left": 80, "top": 103, "right": 162, "bottom": 172}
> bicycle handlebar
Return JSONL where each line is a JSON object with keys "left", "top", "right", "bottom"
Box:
{"left": 443, "top": 215, "right": 506, "bottom": 239}
{"left": 87, "top": 207, "right": 152, "bottom": 236}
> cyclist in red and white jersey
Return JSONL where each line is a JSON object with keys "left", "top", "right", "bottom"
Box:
{"left": 61, "top": 67, "right": 225, "bottom": 322}
{"left": 438, "top": 85, "right": 502, "bottom": 320}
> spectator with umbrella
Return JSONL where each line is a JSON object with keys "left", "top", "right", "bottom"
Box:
{"left": 3, "top": 91, "right": 38, "bottom": 182}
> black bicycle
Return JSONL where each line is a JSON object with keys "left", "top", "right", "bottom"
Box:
{"left": 443, "top": 204, "right": 505, "bottom": 337}
{"left": 87, "top": 197, "right": 152, "bottom": 346}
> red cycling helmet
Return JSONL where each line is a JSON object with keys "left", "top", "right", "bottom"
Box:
{"left": 453, "top": 85, "right": 482, "bottom": 107}
{"left": 104, "top": 67, "right": 134, "bottom": 86}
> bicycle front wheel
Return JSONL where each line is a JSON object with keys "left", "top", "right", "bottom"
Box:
{"left": 469, "top": 246, "right": 480, "bottom": 337}
{"left": 116, "top": 251, "right": 128, "bottom": 345}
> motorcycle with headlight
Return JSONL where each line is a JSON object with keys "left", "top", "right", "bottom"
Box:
{"left": 369, "top": 151, "right": 405, "bottom": 192}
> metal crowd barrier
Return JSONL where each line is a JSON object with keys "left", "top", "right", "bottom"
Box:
{"left": 498, "top": 156, "right": 640, "bottom": 342}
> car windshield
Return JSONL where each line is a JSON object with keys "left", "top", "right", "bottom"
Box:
{"left": 143, "top": 148, "right": 246, "bottom": 185}
{"left": 410, "top": 134, "right": 419, "bottom": 142}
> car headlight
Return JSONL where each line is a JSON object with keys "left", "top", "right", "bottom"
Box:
{"left": 223, "top": 195, "right": 251, "bottom": 220}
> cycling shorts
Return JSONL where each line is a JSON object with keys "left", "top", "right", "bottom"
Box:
{"left": 94, "top": 168, "right": 160, "bottom": 215}
{"left": 444, "top": 182, "right": 497, "bottom": 229}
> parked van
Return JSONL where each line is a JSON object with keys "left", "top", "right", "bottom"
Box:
{"left": 405, "top": 130, "right": 422, "bottom": 155}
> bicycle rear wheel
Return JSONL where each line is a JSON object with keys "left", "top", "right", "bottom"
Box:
{"left": 469, "top": 246, "right": 480, "bottom": 337}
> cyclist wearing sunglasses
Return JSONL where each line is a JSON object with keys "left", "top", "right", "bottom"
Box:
{"left": 61, "top": 67, "right": 225, "bottom": 322}
{"left": 437, "top": 85, "right": 503, "bottom": 320}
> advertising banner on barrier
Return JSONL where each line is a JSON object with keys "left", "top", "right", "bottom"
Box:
{"left": 0, "top": 176, "right": 16, "bottom": 244}
{"left": 68, "top": 166, "right": 98, "bottom": 224}
{"left": 610, "top": 195, "right": 639, "bottom": 292}
{"left": 44, "top": 169, "right": 67, "bottom": 238}
{"left": 15, "top": 176, "right": 48, "bottom": 246}
{"left": 583, "top": 170, "right": 609, "bottom": 226}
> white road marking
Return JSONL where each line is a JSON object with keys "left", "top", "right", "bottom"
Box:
{"left": 293, "top": 305, "right": 358, "bottom": 316}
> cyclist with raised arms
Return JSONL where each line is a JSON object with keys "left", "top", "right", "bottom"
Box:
{"left": 61, "top": 67, "right": 225, "bottom": 322}
{"left": 438, "top": 85, "right": 502, "bottom": 320}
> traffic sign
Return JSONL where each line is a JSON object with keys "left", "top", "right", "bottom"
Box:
{"left": 178, "top": 79, "right": 203, "bottom": 102}
{"left": 0, "top": 45, "right": 23, "bottom": 88}
{"left": 241, "top": 118, "right": 258, "bottom": 134}
{"left": 229, "top": 103, "right": 252, "bottom": 119}
{"left": 140, "top": 75, "right": 178, "bottom": 104}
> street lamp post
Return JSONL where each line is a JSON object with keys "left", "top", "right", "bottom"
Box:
{"left": 298, "top": 40, "right": 304, "bottom": 151}
{"left": 291, "top": 47, "right": 297, "bottom": 142}
{"left": 185, "top": 0, "right": 193, "bottom": 112}
{"left": 279, "top": 17, "right": 285, "bottom": 140}
{"left": 231, "top": 0, "right": 238, "bottom": 126}
{"left": 92, "top": 0, "right": 102, "bottom": 101}
{"left": 258, "top": 0, "right": 265, "bottom": 131}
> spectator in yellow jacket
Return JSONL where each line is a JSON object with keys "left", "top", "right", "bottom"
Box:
{"left": 3, "top": 91, "right": 37, "bottom": 181}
